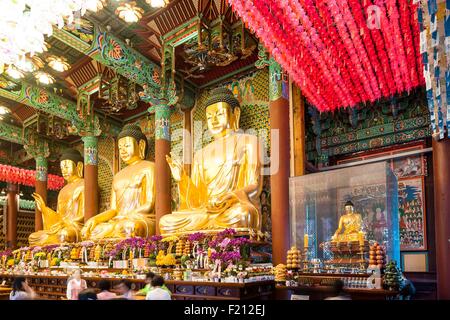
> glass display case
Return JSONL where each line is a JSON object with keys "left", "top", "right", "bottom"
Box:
{"left": 289, "top": 161, "right": 400, "bottom": 274}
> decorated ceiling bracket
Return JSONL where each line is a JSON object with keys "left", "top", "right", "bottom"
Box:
{"left": 255, "top": 43, "right": 288, "bottom": 101}
{"left": 0, "top": 82, "right": 90, "bottom": 137}
{"left": 52, "top": 20, "right": 161, "bottom": 93}
{"left": 23, "top": 133, "right": 50, "bottom": 182}
{"left": 0, "top": 122, "right": 23, "bottom": 145}
{"left": 75, "top": 90, "right": 102, "bottom": 137}
{"left": 140, "top": 36, "right": 180, "bottom": 141}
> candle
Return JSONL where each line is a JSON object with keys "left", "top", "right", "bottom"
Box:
{"left": 304, "top": 234, "right": 309, "bottom": 248}
{"left": 358, "top": 232, "right": 365, "bottom": 246}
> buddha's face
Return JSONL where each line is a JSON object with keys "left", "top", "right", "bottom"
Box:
{"left": 206, "top": 102, "right": 233, "bottom": 136}
{"left": 344, "top": 205, "right": 354, "bottom": 214}
{"left": 60, "top": 160, "right": 77, "bottom": 181}
{"left": 118, "top": 136, "right": 142, "bottom": 164}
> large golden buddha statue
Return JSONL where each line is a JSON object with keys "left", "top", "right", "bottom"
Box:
{"left": 159, "top": 87, "right": 263, "bottom": 235}
{"left": 331, "top": 201, "right": 366, "bottom": 243}
{"left": 29, "top": 149, "right": 85, "bottom": 246}
{"left": 81, "top": 124, "right": 156, "bottom": 240}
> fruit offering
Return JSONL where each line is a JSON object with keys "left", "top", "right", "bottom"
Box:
{"left": 383, "top": 261, "right": 403, "bottom": 291}
{"left": 70, "top": 247, "right": 79, "bottom": 260}
{"left": 89, "top": 246, "right": 95, "bottom": 260}
{"left": 173, "top": 269, "right": 183, "bottom": 280}
{"left": 183, "top": 241, "right": 191, "bottom": 256}
{"left": 286, "top": 246, "right": 301, "bottom": 269}
{"left": 369, "top": 242, "right": 386, "bottom": 269}
{"left": 175, "top": 240, "right": 184, "bottom": 257}
{"left": 273, "top": 264, "right": 287, "bottom": 282}
{"left": 156, "top": 250, "right": 166, "bottom": 266}
{"left": 94, "top": 244, "right": 102, "bottom": 261}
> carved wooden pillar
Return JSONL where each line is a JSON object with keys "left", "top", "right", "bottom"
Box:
{"left": 82, "top": 136, "right": 99, "bottom": 222}
{"left": 154, "top": 102, "right": 172, "bottom": 234}
{"left": 432, "top": 137, "right": 450, "bottom": 299}
{"left": 269, "top": 60, "right": 290, "bottom": 266}
{"left": 6, "top": 183, "right": 19, "bottom": 248}
{"left": 34, "top": 156, "right": 47, "bottom": 231}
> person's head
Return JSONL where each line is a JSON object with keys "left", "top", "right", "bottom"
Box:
{"left": 72, "top": 269, "right": 82, "bottom": 280}
{"left": 151, "top": 275, "right": 165, "bottom": 288}
{"left": 205, "top": 87, "right": 241, "bottom": 137}
{"left": 117, "top": 124, "right": 148, "bottom": 164}
{"left": 78, "top": 289, "right": 97, "bottom": 300}
{"left": 117, "top": 280, "right": 132, "bottom": 294}
{"left": 60, "top": 149, "right": 84, "bottom": 182}
{"left": 145, "top": 272, "right": 156, "bottom": 284}
{"left": 98, "top": 280, "right": 111, "bottom": 292}
{"left": 331, "top": 279, "right": 345, "bottom": 295}
{"left": 12, "top": 276, "right": 26, "bottom": 293}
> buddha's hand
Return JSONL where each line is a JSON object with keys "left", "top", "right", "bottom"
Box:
{"left": 166, "top": 155, "right": 183, "bottom": 181}
{"left": 212, "top": 193, "right": 233, "bottom": 206}
{"left": 82, "top": 219, "right": 97, "bottom": 238}
{"left": 32, "top": 193, "right": 46, "bottom": 212}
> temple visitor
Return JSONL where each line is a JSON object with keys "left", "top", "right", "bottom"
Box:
{"left": 324, "top": 280, "right": 351, "bottom": 300}
{"left": 145, "top": 276, "right": 171, "bottom": 300}
{"left": 116, "top": 280, "right": 134, "bottom": 300}
{"left": 97, "top": 280, "right": 117, "bottom": 300}
{"left": 78, "top": 289, "right": 98, "bottom": 300}
{"left": 137, "top": 272, "right": 171, "bottom": 297}
{"left": 9, "top": 277, "right": 36, "bottom": 300}
{"left": 66, "top": 269, "right": 87, "bottom": 300}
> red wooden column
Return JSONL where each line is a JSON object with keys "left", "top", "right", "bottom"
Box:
{"left": 269, "top": 60, "right": 290, "bottom": 266}
{"left": 154, "top": 102, "right": 172, "bottom": 235}
{"left": 82, "top": 136, "right": 99, "bottom": 222}
{"left": 34, "top": 156, "right": 47, "bottom": 231}
{"left": 6, "top": 183, "right": 19, "bottom": 248}
{"left": 432, "top": 137, "right": 450, "bottom": 299}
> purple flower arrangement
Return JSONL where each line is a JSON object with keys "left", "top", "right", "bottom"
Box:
{"left": 0, "top": 249, "right": 12, "bottom": 258}
{"left": 207, "top": 228, "right": 249, "bottom": 266}
{"left": 187, "top": 232, "right": 207, "bottom": 243}
{"left": 149, "top": 235, "right": 163, "bottom": 242}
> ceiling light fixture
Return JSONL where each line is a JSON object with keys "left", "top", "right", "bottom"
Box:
{"left": 35, "top": 71, "right": 55, "bottom": 85}
{"left": 147, "top": 0, "right": 168, "bottom": 8}
{"left": 47, "top": 56, "right": 71, "bottom": 72}
{"left": 115, "top": 2, "right": 144, "bottom": 23}
{"left": 82, "top": 0, "right": 106, "bottom": 13}
{"left": 0, "top": 106, "right": 10, "bottom": 115}
{"left": 5, "top": 66, "right": 24, "bottom": 79}
{"left": 15, "top": 55, "right": 44, "bottom": 73}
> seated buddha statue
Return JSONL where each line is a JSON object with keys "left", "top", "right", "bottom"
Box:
{"left": 331, "top": 201, "right": 366, "bottom": 243}
{"left": 159, "top": 87, "right": 263, "bottom": 235}
{"left": 29, "top": 149, "right": 85, "bottom": 246}
{"left": 81, "top": 124, "right": 156, "bottom": 240}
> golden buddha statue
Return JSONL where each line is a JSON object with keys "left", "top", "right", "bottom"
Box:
{"left": 29, "top": 149, "right": 85, "bottom": 246}
{"left": 81, "top": 124, "right": 156, "bottom": 240}
{"left": 331, "top": 201, "right": 366, "bottom": 243}
{"left": 159, "top": 87, "right": 263, "bottom": 235}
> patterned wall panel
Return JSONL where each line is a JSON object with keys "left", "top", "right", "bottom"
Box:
{"left": 74, "top": 136, "right": 115, "bottom": 212}
{"left": 0, "top": 207, "right": 5, "bottom": 249}
{"left": 16, "top": 210, "right": 35, "bottom": 247}
{"left": 98, "top": 137, "right": 114, "bottom": 212}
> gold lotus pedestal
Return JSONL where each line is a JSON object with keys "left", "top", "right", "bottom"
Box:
{"left": 325, "top": 240, "right": 369, "bottom": 272}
